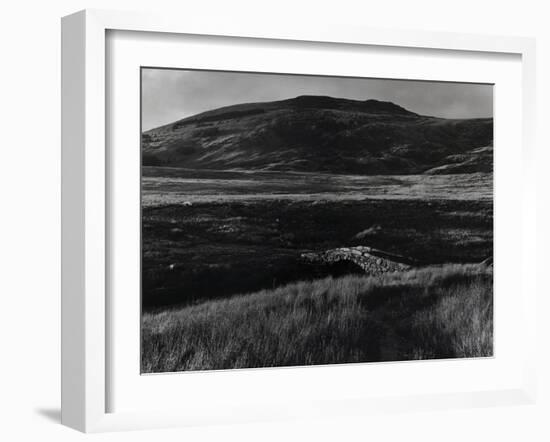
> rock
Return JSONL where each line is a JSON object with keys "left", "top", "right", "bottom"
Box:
{"left": 354, "top": 225, "right": 382, "bottom": 240}
{"left": 301, "top": 245, "right": 411, "bottom": 276}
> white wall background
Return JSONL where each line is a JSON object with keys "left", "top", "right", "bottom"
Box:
{"left": 0, "top": 1, "right": 548, "bottom": 440}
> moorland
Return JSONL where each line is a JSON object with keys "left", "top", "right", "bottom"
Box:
{"left": 140, "top": 95, "right": 493, "bottom": 372}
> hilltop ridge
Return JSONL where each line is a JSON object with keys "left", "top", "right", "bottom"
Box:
{"left": 142, "top": 95, "right": 493, "bottom": 175}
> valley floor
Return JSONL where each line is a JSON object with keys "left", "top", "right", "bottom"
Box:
{"left": 141, "top": 168, "right": 493, "bottom": 372}
{"left": 142, "top": 167, "right": 492, "bottom": 206}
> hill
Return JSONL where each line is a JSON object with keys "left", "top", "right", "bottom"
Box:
{"left": 142, "top": 95, "right": 493, "bottom": 175}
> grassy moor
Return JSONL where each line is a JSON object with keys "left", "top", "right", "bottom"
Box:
{"left": 140, "top": 83, "right": 493, "bottom": 373}
{"left": 142, "top": 265, "right": 492, "bottom": 372}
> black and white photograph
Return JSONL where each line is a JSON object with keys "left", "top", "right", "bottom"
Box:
{"left": 140, "top": 68, "right": 494, "bottom": 374}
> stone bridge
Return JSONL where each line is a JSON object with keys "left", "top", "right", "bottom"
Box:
{"left": 301, "top": 246, "right": 413, "bottom": 276}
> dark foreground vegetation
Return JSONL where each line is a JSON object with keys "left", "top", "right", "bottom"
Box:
{"left": 142, "top": 264, "right": 493, "bottom": 373}
{"left": 142, "top": 197, "right": 492, "bottom": 310}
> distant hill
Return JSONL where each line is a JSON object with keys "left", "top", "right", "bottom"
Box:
{"left": 142, "top": 95, "right": 493, "bottom": 175}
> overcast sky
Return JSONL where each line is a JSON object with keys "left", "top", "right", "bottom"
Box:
{"left": 142, "top": 68, "right": 493, "bottom": 131}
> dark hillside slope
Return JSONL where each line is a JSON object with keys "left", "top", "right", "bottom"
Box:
{"left": 142, "top": 96, "right": 493, "bottom": 175}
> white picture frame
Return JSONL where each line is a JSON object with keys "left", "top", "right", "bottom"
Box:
{"left": 61, "top": 9, "right": 537, "bottom": 433}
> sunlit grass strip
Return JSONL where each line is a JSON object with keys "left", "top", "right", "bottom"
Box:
{"left": 142, "top": 264, "right": 492, "bottom": 373}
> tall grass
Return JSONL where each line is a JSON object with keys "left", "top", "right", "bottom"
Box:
{"left": 141, "top": 264, "right": 492, "bottom": 373}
